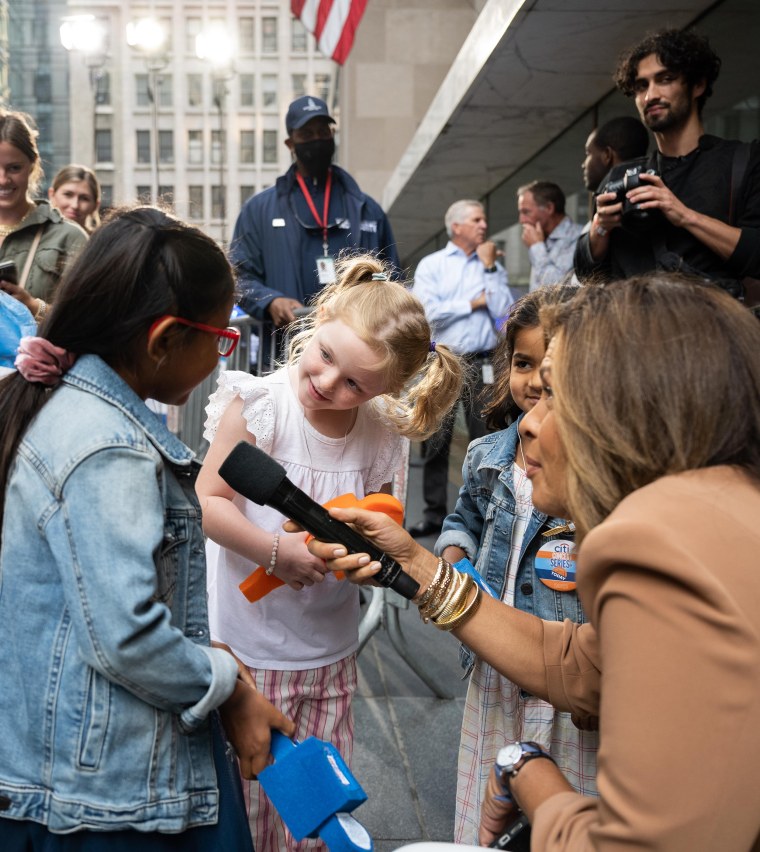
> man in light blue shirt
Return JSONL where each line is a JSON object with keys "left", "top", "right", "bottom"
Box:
{"left": 409, "top": 199, "right": 514, "bottom": 538}
{"left": 517, "top": 181, "right": 584, "bottom": 290}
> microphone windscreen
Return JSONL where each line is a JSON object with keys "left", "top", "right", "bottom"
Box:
{"left": 218, "top": 442, "right": 288, "bottom": 505}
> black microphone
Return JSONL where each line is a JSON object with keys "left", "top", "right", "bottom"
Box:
{"left": 218, "top": 441, "right": 420, "bottom": 600}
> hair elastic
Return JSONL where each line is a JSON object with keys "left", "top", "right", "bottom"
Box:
{"left": 15, "top": 336, "right": 76, "bottom": 387}
{"left": 429, "top": 341, "right": 437, "bottom": 353}
{"left": 370, "top": 272, "right": 387, "bottom": 281}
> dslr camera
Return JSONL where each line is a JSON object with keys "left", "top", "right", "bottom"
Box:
{"left": 596, "top": 157, "right": 662, "bottom": 232}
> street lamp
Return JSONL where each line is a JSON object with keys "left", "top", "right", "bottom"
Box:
{"left": 196, "top": 24, "right": 235, "bottom": 244}
{"left": 60, "top": 15, "right": 107, "bottom": 166}
{"left": 127, "top": 17, "right": 169, "bottom": 204}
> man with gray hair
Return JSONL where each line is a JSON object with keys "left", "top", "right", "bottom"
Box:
{"left": 517, "top": 180, "right": 584, "bottom": 289}
{"left": 408, "top": 199, "right": 513, "bottom": 538}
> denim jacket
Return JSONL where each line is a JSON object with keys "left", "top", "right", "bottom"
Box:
{"left": 436, "top": 419, "right": 586, "bottom": 675}
{"left": 0, "top": 355, "right": 238, "bottom": 832}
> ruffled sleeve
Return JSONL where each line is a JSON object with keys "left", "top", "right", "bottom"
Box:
{"left": 365, "top": 422, "right": 408, "bottom": 494}
{"left": 203, "top": 369, "right": 277, "bottom": 453}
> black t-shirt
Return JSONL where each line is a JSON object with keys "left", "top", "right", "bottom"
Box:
{"left": 574, "top": 135, "right": 760, "bottom": 287}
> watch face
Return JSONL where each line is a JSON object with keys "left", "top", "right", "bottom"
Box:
{"left": 496, "top": 742, "right": 524, "bottom": 774}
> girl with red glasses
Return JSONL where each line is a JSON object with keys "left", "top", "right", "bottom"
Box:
{"left": 0, "top": 206, "right": 294, "bottom": 851}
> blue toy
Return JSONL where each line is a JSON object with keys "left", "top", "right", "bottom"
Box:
{"left": 258, "top": 731, "right": 373, "bottom": 851}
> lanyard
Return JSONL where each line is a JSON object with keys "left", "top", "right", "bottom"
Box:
{"left": 295, "top": 168, "right": 333, "bottom": 257}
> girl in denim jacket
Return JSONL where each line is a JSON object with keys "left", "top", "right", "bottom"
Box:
{"left": 0, "top": 207, "right": 294, "bottom": 850}
{"left": 435, "top": 285, "right": 599, "bottom": 845}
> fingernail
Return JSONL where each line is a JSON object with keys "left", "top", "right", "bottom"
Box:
{"left": 357, "top": 555, "right": 370, "bottom": 565}
{"left": 333, "top": 547, "right": 347, "bottom": 557}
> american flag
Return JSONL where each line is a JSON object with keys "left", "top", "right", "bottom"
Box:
{"left": 291, "top": 0, "right": 369, "bottom": 65}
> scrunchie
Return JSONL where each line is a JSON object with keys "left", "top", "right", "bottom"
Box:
{"left": 15, "top": 336, "right": 76, "bottom": 387}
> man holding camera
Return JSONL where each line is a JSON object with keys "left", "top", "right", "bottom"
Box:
{"left": 574, "top": 28, "right": 760, "bottom": 299}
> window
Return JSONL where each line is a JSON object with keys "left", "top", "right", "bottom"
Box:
{"left": 291, "top": 73, "right": 307, "bottom": 99}
{"left": 100, "top": 184, "right": 113, "bottom": 209}
{"left": 157, "top": 74, "right": 173, "bottom": 107}
{"left": 34, "top": 72, "right": 51, "bottom": 103}
{"left": 158, "top": 185, "right": 174, "bottom": 208}
{"left": 159, "top": 130, "right": 174, "bottom": 164}
{"left": 188, "top": 130, "right": 203, "bottom": 165}
{"left": 262, "top": 130, "right": 278, "bottom": 164}
{"left": 95, "top": 129, "right": 112, "bottom": 163}
{"left": 136, "top": 130, "right": 151, "bottom": 163}
{"left": 211, "top": 185, "right": 226, "bottom": 219}
{"left": 136, "top": 185, "right": 152, "bottom": 203}
{"left": 187, "top": 73, "right": 203, "bottom": 107}
{"left": 188, "top": 186, "right": 204, "bottom": 219}
{"left": 262, "top": 74, "right": 277, "bottom": 108}
{"left": 291, "top": 17, "right": 307, "bottom": 52}
{"left": 240, "top": 185, "right": 255, "bottom": 207}
{"left": 186, "top": 16, "right": 201, "bottom": 53}
{"left": 262, "top": 17, "right": 277, "bottom": 53}
{"left": 95, "top": 70, "right": 111, "bottom": 106}
{"left": 136, "top": 74, "right": 151, "bottom": 107}
{"left": 239, "top": 73, "right": 254, "bottom": 108}
{"left": 211, "top": 129, "right": 226, "bottom": 165}
{"left": 240, "top": 130, "right": 255, "bottom": 164}
{"left": 239, "top": 16, "right": 255, "bottom": 52}
{"left": 315, "top": 73, "right": 330, "bottom": 103}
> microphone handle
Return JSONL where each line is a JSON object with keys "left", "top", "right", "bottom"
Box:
{"left": 275, "top": 483, "right": 420, "bottom": 600}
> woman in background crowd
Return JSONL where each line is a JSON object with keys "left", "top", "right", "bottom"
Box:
{"left": 0, "top": 110, "right": 86, "bottom": 324}
{"left": 48, "top": 164, "right": 101, "bottom": 233}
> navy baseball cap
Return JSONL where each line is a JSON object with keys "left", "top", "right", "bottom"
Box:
{"left": 285, "top": 96, "right": 336, "bottom": 133}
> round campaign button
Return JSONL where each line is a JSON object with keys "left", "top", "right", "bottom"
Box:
{"left": 534, "top": 539, "right": 577, "bottom": 591}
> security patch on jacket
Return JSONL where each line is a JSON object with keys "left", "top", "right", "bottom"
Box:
{"left": 535, "top": 539, "right": 577, "bottom": 591}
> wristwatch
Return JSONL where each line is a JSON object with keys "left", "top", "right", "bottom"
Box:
{"left": 484, "top": 264, "right": 497, "bottom": 273}
{"left": 494, "top": 741, "right": 555, "bottom": 802}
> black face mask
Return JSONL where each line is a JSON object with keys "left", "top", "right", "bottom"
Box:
{"left": 294, "top": 137, "right": 335, "bottom": 179}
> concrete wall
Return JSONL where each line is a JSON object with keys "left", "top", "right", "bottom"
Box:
{"left": 339, "top": 0, "right": 486, "bottom": 204}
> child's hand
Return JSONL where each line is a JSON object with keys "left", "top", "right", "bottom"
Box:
{"left": 274, "top": 531, "right": 330, "bottom": 591}
{"left": 219, "top": 679, "right": 296, "bottom": 778}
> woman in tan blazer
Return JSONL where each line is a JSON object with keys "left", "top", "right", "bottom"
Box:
{"left": 304, "top": 273, "right": 760, "bottom": 851}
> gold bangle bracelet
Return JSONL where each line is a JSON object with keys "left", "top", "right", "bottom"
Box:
{"left": 418, "top": 559, "right": 455, "bottom": 623}
{"left": 423, "top": 566, "right": 457, "bottom": 621}
{"left": 436, "top": 585, "right": 482, "bottom": 632}
{"left": 416, "top": 557, "right": 447, "bottom": 609}
{"left": 433, "top": 573, "right": 473, "bottom": 624}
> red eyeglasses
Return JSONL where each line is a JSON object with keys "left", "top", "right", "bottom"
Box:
{"left": 150, "top": 315, "right": 241, "bottom": 357}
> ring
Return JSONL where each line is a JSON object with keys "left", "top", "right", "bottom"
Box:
{"left": 595, "top": 225, "right": 608, "bottom": 237}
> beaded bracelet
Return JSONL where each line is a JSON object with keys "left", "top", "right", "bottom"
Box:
{"left": 416, "top": 557, "right": 448, "bottom": 610}
{"left": 265, "top": 533, "right": 280, "bottom": 576}
{"left": 418, "top": 560, "right": 456, "bottom": 623}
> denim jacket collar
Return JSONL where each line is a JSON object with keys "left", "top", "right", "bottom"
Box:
{"left": 62, "top": 354, "right": 194, "bottom": 466}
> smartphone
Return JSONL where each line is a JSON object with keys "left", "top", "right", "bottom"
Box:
{"left": 0, "top": 260, "right": 18, "bottom": 285}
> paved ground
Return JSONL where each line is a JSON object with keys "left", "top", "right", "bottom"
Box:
{"left": 350, "top": 436, "right": 472, "bottom": 850}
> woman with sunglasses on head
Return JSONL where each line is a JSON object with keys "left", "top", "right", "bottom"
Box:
{"left": 0, "top": 205, "right": 295, "bottom": 851}
{"left": 0, "top": 111, "right": 87, "bottom": 325}
{"left": 306, "top": 273, "right": 760, "bottom": 851}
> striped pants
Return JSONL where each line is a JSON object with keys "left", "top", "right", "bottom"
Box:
{"left": 244, "top": 654, "right": 357, "bottom": 852}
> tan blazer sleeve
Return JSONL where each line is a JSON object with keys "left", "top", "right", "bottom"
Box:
{"left": 531, "top": 473, "right": 760, "bottom": 851}
{"left": 542, "top": 619, "right": 600, "bottom": 720}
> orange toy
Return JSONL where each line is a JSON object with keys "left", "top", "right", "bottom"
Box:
{"left": 238, "top": 492, "right": 404, "bottom": 603}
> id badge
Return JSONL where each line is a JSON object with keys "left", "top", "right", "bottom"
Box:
{"left": 316, "top": 256, "right": 336, "bottom": 284}
{"left": 481, "top": 360, "right": 494, "bottom": 385}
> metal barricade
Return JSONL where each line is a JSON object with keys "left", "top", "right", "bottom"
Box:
{"left": 171, "top": 314, "right": 277, "bottom": 457}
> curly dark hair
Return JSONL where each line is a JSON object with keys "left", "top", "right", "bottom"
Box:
{"left": 614, "top": 28, "right": 721, "bottom": 114}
